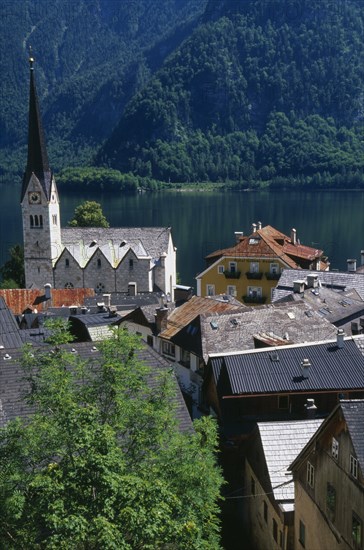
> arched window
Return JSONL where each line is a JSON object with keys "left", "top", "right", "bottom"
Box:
{"left": 39, "top": 215, "right": 43, "bottom": 227}
{"left": 30, "top": 215, "right": 34, "bottom": 227}
{"left": 97, "top": 258, "right": 101, "bottom": 268}
{"left": 34, "top": 215, "right": 39, "bottom": 227}
{"left": 65, "top": 259, "right": 70, "bottom": 268}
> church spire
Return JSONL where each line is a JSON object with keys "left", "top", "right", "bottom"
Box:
{"left": 21, "top": 50, "right": 52, "bottom": 201}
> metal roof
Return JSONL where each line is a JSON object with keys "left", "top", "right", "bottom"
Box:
{"left": 210, "top": 337, "right": 364, "bottom": 396}
{"left": 257, "top": 419, "right": 323, "bottom": 503}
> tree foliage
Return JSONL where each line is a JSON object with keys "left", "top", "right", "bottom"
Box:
{"left": 68, "top": 201, "right": 110, "bottom": 228}
{"left": 0, "top": 244, "right": 25, "bottom": 288}
{"left": 0, "top": 322, "right": 223, "bottom": 548}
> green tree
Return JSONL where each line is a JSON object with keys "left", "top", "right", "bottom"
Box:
{"left": 0, "top": 321, "right": 223, "bottom": 548}
{"left": 68, "top": 201, "right": 110, "bottom": 227}
{"left": 0, "top": 244, "right": 24, "bottom": 288}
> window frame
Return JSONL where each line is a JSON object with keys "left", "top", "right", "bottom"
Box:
{"left": 162, "top": 341, "right": 175, "bottom": 358}
{"left": 326, "top": 482, "right": 336, "bottom": 522}
{"left": 247, "top": 286, "right": 262, "bottom": 298}
{"left": 332, "top": 437, "right": 339, "bottom": 460}
{"left": 218, "top": 265, "right": 224, "bottom": 274}
{"left": 306, "top": 461, "right": 315, "bottom": 488}
{"left": 350, "top": 455, "right": 358, "bottom": 479}
{"left": 227, "top": 285, "right": 236, "bottom": 297}
{"left": 299, "top": 520, "right": 306, "bottom": 547}
{"left": 229, "top": 261, "right": 237, "bottom": 273}
{"left": 206, "top": 284, "right": 215, "bottom": 297}
{"left": 250, "top": 261, "right": 259, "bottom": 273}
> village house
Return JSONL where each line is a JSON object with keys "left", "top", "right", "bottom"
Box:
{"left": 289, "top": 400, "right": 364, "bottom": 550}
{"left": 196, "top": 223, "right": 329, "bottom": 305}
{"left": 21, "top": 56, "right": 176, "bottom": 296}
{"left": 244, "top": 419, "right": 323, "bottom": 550}
{"left": 204, "top": 332, "right": 364, "bottom": 438}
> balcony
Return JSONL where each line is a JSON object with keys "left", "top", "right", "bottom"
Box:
{"left": 242, "top": 295, "right": 267, "bottom": 304}
{"left": 224, "top": 270, "right": 241, "bottom": 279}
{"left": 245, "top": 271, "right": 263, "bottom": 280}
{"left": 265, "top": 272, "right": 281, "bottom": 280}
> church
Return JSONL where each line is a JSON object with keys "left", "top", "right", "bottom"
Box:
{"left": 21, "top": 55, "right": 176, "bottom": 296}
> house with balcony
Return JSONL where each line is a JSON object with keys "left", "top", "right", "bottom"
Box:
{"left": 289, "top": 399, "right": 364, "bottom": 550}
{"left": 196, "top": 223, "right": 329, "bottom": 306}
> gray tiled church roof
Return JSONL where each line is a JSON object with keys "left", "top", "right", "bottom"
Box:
{"left": 61, "top": 227, "right": 171, "bottom": 264}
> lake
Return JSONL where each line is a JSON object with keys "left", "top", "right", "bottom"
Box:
{"left": 1, "top": 183, "right": 364, "bottom": 288}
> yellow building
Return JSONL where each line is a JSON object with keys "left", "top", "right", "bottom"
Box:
{"left": 196, "top": 223, "right": 329, "bottom": 305}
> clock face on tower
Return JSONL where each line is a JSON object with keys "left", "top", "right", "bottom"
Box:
{"left": 29, "top": 191, "right": 41, "bottom": 204}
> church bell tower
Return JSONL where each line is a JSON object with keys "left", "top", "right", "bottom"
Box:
{"left": 21, "top": 52, "right": 62, "bottom": 288}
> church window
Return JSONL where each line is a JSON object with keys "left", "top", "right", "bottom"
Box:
{"left": 95, "top": 282, "right": 105, "bottom": 294}
{"left": 129, "top": 259, "right": 134, "bottom": 269}
{"left": 65, "top": 259, "right": 70, "bottom": 268}
{"left": 34, "top": 215, "right": 39, "bottom": 226}
{"left": 30, "top": 215, "right": 34, "bottom": 227}
{"left": 97, "top": 259, "right": 101, "bottom": 268}
{"left": 52, "top": 214, "right": 57, "bottom": 225}
{"left": 64, "top": 282, "right": 74, "bottom": 289}
{"left": 39, "top": 215, "right": 43, "bottom": 227}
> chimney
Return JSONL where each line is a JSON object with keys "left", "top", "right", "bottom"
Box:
{"left": 44, "top": 283, "right": 52, "bottom": 300}
{"left": 128, "top": 282, "right": 137, "bottom": 296}
{"left": 307, "top": 274, "right": 319, "bottom": 289}
{"left": 103, "top": 294, "right": 111, "bottom": 308}
{"left": 301, "top": 358, "right": 311, "bottom": 378}
{"left": 234, "top": 231, "right": 244, "bottom": 243}
{"left": 155, "top": 306, "right": 169, "bottom": 333}
{"left": 347, "top": 259, "right": 357, "bottom": 272}
{"left": 291, "top": 228, "right": 297, "bottom": 245}
{"left": 293, "top": 280, "right": 305, "bottom": 294}
{"left": 251, "top": 223, "right": 257, "bottom": 233}
{"left": 361, "top": 250, "right": 364, "bottom": 266}
{"left": 257, "top": 221, "right": 262, "bottom": 230}
{"left": 337, "top": 328, "right": 345, "bottom": 348}
{"left": 305, "top": 398, "right": 317, "bottom": 419}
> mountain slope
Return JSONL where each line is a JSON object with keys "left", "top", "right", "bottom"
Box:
{"left": 0, "top": 0, "right": 206, "bottom": 171}
{"left": 98, "top": 0, "right": 364, "bottom": 187}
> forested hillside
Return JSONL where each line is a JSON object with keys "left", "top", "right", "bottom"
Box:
{"left": 0, "top": 0, "right": 206, "bottom": 174}
{"left": 98, "top": 0, "right": 364, "bottom": 189}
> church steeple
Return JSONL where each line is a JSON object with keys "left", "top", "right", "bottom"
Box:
{"left": 21, "top": 51, "right": 52, "bottom": 202}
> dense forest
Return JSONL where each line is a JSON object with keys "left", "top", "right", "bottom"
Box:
{"left": 98, "top": 0, "right": 364, "bottom": 188}
{"left": 1, "top": 0, "right": 363, "bottom": 189}
{"left": 0, "top": 0, "right": 206, "bottom": 174}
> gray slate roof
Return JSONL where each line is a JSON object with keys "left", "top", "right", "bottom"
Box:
{"left": 0, "top": 341, "right": 192, "bottom": 433}
{"left": 0, "top": 297, "right": 24, "bottom": 349}
{"left": 257, "top": 419, "right": 323, "bottom": 506}
{"left": 273, "top": 269, "right": 364, "bottom": 301}
{"left": 341, "top": 399, "right": 364, "bottom": 470}
{"left": 210, "top": 336, "right": 364, "bottom": 396}
{"left": 61, "top": 227, "right": 171, "bottom": 268}
{"left": 201, "top": 302, "right": 337, "bottom": 362}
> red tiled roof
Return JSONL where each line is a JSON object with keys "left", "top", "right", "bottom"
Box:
{"left": 0, "top": 288, "right": 95, "bottom": 315}
{"left": 205, "top": 225, "right": 326, "bottom": 269}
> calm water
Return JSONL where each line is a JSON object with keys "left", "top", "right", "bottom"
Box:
{"left": 1, "top": 183, "right": 364, "bottom": 288}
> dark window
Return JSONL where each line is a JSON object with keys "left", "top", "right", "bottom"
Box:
{"left": 147, "top": 335, "right": 153, "bottom": 347}
{"left": 326, "top": 483, "right": 336, "bottom": 522}
{"left": 30, "top": 215, "right": 34, "bottom": 227}
{"left": 39, "top": 214, "right": 43, "bottom": 227}
{"left": 129, "top": 259, "right": 134, "bottom": 269}
{"left": 273, "top": 519, "right": 278, "bottom": 542}
{"left": 350, "top": 455, "right": 358, "bottom": 479}
{"left": 352, "top": 513, "right": 362, "bottom": 549}
{"left": 65, "top": 259, "right": 70, "bottom": 268}
{"left": 162, "top": 341, "right": 175, "bottom": 357}
{"left": 299, "top": 520, "right": 305, "bottom": 547}
{"left": 263, "top": 501, "right": 268, "bottom": 523}
{"left": 97, "top": 258, "right": 101, "bottom": 268}
{"left": 251, "top": 477, "right": 255, "bottom": 496}
{"left": 278, "top": 395, "right": 289, "bottom": 409}
{"left": 34, "top": 215, "right": 39, "bottom": 226}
